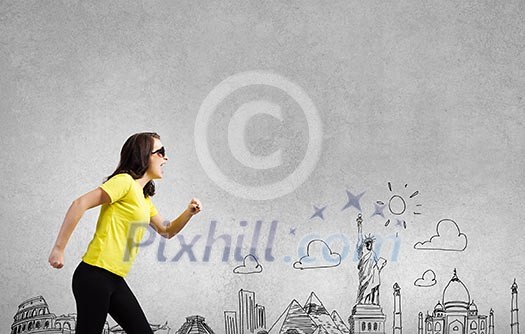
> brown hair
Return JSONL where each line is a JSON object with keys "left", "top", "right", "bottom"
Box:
{"left": 106, "top": 132, "right": 160, "bottom": 197}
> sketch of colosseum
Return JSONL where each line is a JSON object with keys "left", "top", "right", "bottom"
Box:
{"left": 11, "top": 296, "right": 83, "bottom": 334}
{"left": 10, "top": 295, "right": 169, "bottom": 334}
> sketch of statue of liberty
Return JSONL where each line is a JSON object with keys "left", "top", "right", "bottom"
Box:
{"left": 355, "top": 213, "right": 387, "bottom": 305}
{"left": 348, "top": 214, "right": 388, "bottom": 334}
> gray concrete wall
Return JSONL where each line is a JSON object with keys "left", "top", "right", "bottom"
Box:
{"left": 1, "top": 0, "right": 524, "bottom": 332}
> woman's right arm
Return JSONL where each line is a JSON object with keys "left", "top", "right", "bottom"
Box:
{"left": 48, "top": 187, "right": 110, "bottom": 269}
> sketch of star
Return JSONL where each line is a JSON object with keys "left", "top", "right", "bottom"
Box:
{"left": 289, "top": 228, "right": 297, "bottom": 235}
{"left": 371, "top": 201, "right": 386, "bottom": 218}
{"left": 310, "top": 205, "right": 327, "bottom": 220}
{"left": 342, "top": 190, "right": 365, "bottom": 212}
{"left": 396, "top": 219, "right": 407, "bottom": 229}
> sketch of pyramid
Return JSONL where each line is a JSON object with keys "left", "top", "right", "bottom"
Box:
{"left": 304, "top": 292, "right": 329, "bottom": 314}
{"left": 330, "top": 311, "right": 350, "bottom": 334}
{"left": 268, "top": 299, "right": 318, "bottom": 334}
{"left": 175, "top": 315, "right": 215, "bottom": 334}
{"left": 312, "top": 325, "right": 329, "bottom": 334}
{"left": 303, "top": 292, "right": 344, "bottom": 334}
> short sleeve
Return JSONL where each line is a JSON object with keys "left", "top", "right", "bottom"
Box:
{"left": 100, "top": 173, "right": 133, "bottom": 204}
{"left": 146, "top": 197, "right": 158, "bottom": 217}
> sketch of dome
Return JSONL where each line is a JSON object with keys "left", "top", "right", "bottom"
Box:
{"left": 433, "top": 301, "right": 444, "bottom": 317}
{"left": 442, "top": 269, "right": 470, "bottom": 310}
{"left": 468, "top": 300, "right": 479, "bottom": 316}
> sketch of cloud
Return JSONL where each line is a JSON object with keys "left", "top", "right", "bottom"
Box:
{"left": 414, "top": 269, "right": 438, "bottom": 287}
{"left": 233, "top": 254, "right": 263, "bottom": 274}
{"left": 414, "top": 219, "right": 468, "bottom": 251}
{"left": 293, "top": 239, "right": 341, "bottom": 270}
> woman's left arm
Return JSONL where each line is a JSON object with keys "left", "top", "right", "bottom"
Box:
{"left": 150, "top": 198, "right": 201, "bottom": 239}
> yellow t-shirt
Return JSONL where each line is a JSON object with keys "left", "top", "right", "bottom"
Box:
{"left": 82, "top": 173, "right": 158, "bottom": 277}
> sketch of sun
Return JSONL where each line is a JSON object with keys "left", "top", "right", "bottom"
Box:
{"left": 376, "top": 182, "right": 422, "bottom": 229}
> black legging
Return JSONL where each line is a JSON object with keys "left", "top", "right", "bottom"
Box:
{"left": 72, "top": 261, "right": 154, "bottom": 334}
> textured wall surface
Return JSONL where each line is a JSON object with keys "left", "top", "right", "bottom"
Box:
{"left": 1, "top": 0, "right": 524, "bottom": 332}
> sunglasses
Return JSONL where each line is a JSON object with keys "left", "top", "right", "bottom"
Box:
{"left": 151, "top": 146, "right": 166, "bottom": 157}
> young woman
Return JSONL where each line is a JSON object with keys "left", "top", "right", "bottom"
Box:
{"left": 48, "top": 132, "right": 201, "bottom": 333}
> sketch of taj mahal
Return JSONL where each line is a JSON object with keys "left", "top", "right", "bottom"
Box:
{"left": 418, "top": 269, "right": 493, "bottom": 334}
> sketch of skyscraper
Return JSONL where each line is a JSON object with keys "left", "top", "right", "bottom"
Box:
{"left": 393, "top": 283, "right": 402, "bottom": 334}
{"left": 418, "top": 313, "right": 423, "bottom": 334}
{"left": 511, "top": 280, "right": 519, "bottom": 334}
{"left": 239, "top": 289, "right": 256, "bottom": 334}
{"left": 256, "top": 304, "right": 266, "bottom": 330}
{"left": 226, "top": 289, "right": 267, "bottom": 334}
{"left": 488, "top": 309, "right": 494, "bottom": 334}
{"left": 225, "top": 311, "right": 239, "bottom": 334}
